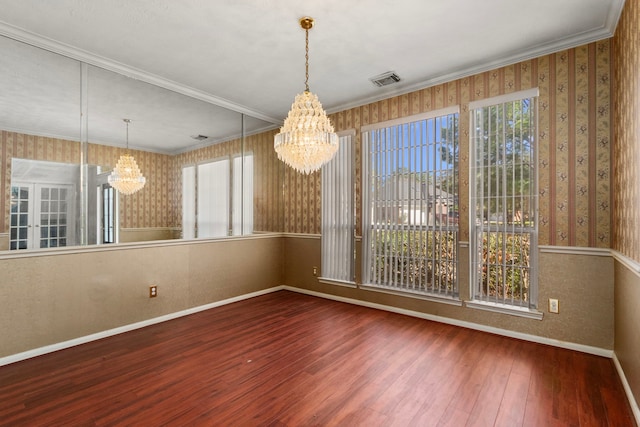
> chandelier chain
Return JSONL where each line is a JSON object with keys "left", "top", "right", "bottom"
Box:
{"left": 305, "top": 27, "right": 309, "bottom": 92}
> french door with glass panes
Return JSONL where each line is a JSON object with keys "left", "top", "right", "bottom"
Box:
{"left": 10, "top": 183, "right": 75, "bottom": 250}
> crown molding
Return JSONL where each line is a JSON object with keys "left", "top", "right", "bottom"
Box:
{"left": 0, "top": 21, "right": 281, "bottom": 125}
{"left": 327, "top": 1, "right": 624, "bottom": 115}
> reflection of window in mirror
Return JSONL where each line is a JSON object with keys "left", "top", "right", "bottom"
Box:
{"left": 96, "top": 171, "right": 118, "bottom": 244}
{"left": 182, "top": 154, "right": 254, "bottom": 239}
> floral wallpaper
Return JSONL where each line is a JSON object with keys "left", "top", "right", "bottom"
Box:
{"left": 1, "top": 40, "right": 613, "bottom": 249}
{"left": 282, "top": 41, "right": 612, "bottom": 249}
{"left": 613, "top": 0, "right": 640, "bottom": 261}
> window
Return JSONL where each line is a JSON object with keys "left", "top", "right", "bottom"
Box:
{"left": 182, "top": 154, "right": 253, "bottom": 238}
{"left": 362, "top": 108, "right": 459, "bottom": 299}
{"left": 321, "top": 131, "right": 355, "bottom": 285}
{"left": 469, "top": 89, "right": 538, "bottom": 313}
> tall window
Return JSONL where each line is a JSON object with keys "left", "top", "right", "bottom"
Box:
{"left": 362, "top": 108, "right": 459, "bottom": 299}
{"left": 469, "top": 89, "right": 538, "bottom": 310}
{"left": 321, "top": 132, "right": 355, "bottom": 284}
{"left": 182, "top": 154, "right": 253, "bottom": 239}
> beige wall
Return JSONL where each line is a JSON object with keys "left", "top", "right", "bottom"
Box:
{"left": 614, "top": 261, "right": 640, "bottom": 407}
{"left": 0, "top": 236, "right": 283, "bottom": 358}
{"left": 612, "top": 0, "right": 640, "bottom": 412}
{"left": 283, "top": 236, "right": 614, "bottom": 350}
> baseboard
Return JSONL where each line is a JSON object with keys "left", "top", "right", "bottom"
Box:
{"left": 0, "top": 286, "right": 285, "bottom": 367}
{"left": 282, "top": 286, "right": 613, "bottom": 358}
{"left": 613, "top": 353, "right": 640, "bottom": 425}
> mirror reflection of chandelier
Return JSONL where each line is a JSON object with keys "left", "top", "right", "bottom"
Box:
{"left": 274, "top": 17, "right": 338, "bottom": 175}
{"left": 108, "top": 119, "right": 146, "bottom": 195}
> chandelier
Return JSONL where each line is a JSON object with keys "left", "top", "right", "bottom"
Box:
{"left": 108, "top": 119, "right": 146, "bottom": 195}
{"left": 274, "top": 17, "right": 338, "bottom": 175}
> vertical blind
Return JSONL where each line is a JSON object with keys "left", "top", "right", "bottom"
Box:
{"left": 182, "top": 155, "right": 254, "bottom": 239}
{"left": 362, "top": 108, "right": 459, "bottom": 297}
{"left": 321, "top": 133, "right": 354, "bottom": 283}
{"left": 469, "top": 89, "right": 538, "bottom": 307}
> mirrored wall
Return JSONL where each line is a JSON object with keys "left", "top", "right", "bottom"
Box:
{"left": 0, "top": 34, "right": 284, "bottom": 253}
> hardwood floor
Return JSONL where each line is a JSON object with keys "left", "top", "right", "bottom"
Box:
{"left": 0, "top": 290, "right": 635, "bottom": 426}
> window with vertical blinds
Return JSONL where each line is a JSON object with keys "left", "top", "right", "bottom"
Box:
{"left": 321, "top": 132, "right": 355, "bottom": 285}
{"left": 362, "top": 108, "right": 459, "bottom": 299}
{"left": 469, "top": 89, "right": 538, "bottom": 312}
{"left": 182, "top": 154, "right": 253, "bottom": 239}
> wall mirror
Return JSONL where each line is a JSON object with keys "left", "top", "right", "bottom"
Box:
{"left": 0, "top": 33, "right": 283, "bottom": 253}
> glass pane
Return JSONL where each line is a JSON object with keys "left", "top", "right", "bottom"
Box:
{"left": 19, "top": 214, "right": 28, "bottom": 226}
{"left": 19, "top": 228, "right": 27, "bottom": 239}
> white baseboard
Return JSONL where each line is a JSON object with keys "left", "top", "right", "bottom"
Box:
{"left": 613, "top": 353, "right": 640, "bottom": 425}
{"left": 0, "top": 286, "right": 285, "bottom": 367}
{"left": 282, "top": 286, "right": 613, "bottom": 358}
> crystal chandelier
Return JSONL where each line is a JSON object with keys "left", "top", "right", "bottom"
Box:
{"left": 108, "top": 119, "right": 146, "bottom": 195}
{"left": 274, "top": 17, "right": 338, "bottom": 175}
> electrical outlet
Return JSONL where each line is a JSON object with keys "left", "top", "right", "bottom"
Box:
{"left": 149, "top": 285, "right": 158, "bottom": 298}
{"left": 548, "top": 298, "right": 559, "bottom": 313}
{"left": 312, "top": 266, "right": 318, "bottom": 276}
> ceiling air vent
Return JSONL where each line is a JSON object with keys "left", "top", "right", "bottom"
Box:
{"left": 190, "top": 134, "right": 209, "bottom": 141}
{"left": 370, "top": 71, "right": 401, "bottom": 87}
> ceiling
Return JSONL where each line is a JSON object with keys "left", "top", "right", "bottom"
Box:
{"left": 0, "top": 0, "right": 625, "bottom": 154}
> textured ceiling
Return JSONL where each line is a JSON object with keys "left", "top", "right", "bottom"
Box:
{"left": 0, "top": 0, "right": 625, "bottom": 154}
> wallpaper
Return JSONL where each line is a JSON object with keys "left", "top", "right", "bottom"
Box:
{"left": 1, "top": 39, "right": 613, "bottom": 248}
{"left": 613, "top": 0, "right": 640, "bottom": 262}
{"left": 0, "top": 128, "right": 284, "bottom": 240}
{"left": 282, "top": 41, "right": 612, "bottom": 249}
{"left": 88, "top": 144, "right": 173, "bottom": 229}
{"left": 172, "top": 129, "right": 284, "bottom": 233}
{"left": 1, "top": 131, "right": 80, "bottom": 234}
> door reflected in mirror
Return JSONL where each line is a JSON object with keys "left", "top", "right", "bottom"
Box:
{"left": 8, "top": 158, "right": 114, "bottom": 251}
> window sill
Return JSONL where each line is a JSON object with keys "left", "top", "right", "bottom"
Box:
{"left": 359, "top": 284, "right": 462, "bottom": 306}
{"left": 465, "top": 300, "right": 543, "bottom": 320}
{"left": 318, "top": 278, "right": 357, "bottom": 288}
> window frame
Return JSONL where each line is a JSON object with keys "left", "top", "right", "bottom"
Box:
{"left": 467, "top": 88, "right": 541, "bottom": 319}
{"left": 361, "top": 107, "right": 461, "bottom": 303}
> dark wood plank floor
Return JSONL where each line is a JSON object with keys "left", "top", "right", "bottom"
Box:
{"left": 0, "top": 290, "right": 635, "bottom": 426}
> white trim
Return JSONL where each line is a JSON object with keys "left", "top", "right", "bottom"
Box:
{"left": 282, "top": 233, "right": 321, "bottom": 239}
{"left": 468, "top": 88, "right": 540, "bottom": 110}
{"left": 0, "top": 232, "right": 282, "bottom": 260}
{"left": 613, "top": 353, "right": 640, "bottom": 425}
{"left": 539, "top": 245, "right": 611, "bottom": 256}
{"left": 361, "top": 106, "right": 460, "bottom": 132}
{"left": 612, "top": 250, "right": 640, "bottom": 277}
{"left": 0, "top": 286, "right": 286, "bottom": 367}
{"left": 120, "top": 227, "right": 181, "bottom": 232}
{"left": 459, "top": 241, "right": 469, "bottom": 248}
{"left": 337, "top": 129, "right": 356, "bottom": 138}
{"left": 283, "top": 286, "right": 611, "bottom": 357}
{"left": 465, "top": 300, "right": 544, "bottom": 320}
{"left": 318, "top": 278, "right": 357, "bottom": 288}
